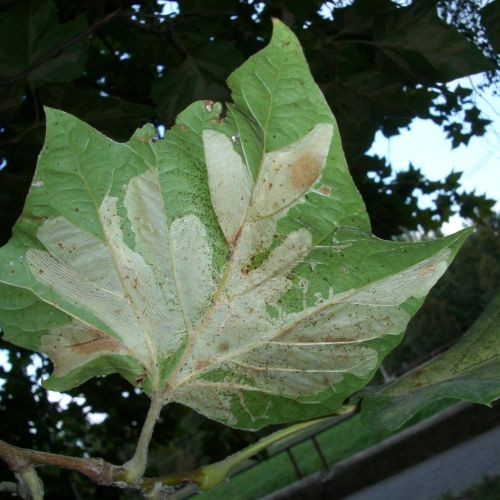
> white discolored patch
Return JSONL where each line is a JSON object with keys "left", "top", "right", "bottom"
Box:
{"left": 27, "top": 170, "right": 221, "bottom": 384}
{"left": 164, "top": 123, "right": 456, "bottom": 421}
{"left": 227, "top": 228, "right": 312, "bottom": 297}
{"left": 277, "top": 303, "right": 410, "bottom": 343}
{"left": 99, "top": 195, "right": 184, "bottom": 360}
{"left": 203, "top": 130, "right": 253, "bottom": 246}
{"left": 169, "top": 215, "right": 216, "bottom": 327}
{"left": 172, "top": 383, "right": 238, "bottom": 426}
{"left": 125, "top": 170, "right": 189, "bottom": 327}
{"left": 26, "top": 246, "right": 150, "bottom": 363}
{"left": 249, "top": 123, "right": 334, "bottom": 220}
{"left": 168, "top": 246, "right": 453, "bottom": 412}
{"left": 36, "top": 216, "right": 122, "bottom": 293}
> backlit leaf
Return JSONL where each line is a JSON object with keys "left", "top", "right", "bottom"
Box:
{"left": 0, "top": 20, "right": 470, "bottom": 430}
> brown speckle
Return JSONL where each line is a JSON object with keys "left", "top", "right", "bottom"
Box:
{"left": 31, "top": 215, "right": 48, "bottom": 223}
{"left": 418, "top": 263, "right": 437, "bottom": 277}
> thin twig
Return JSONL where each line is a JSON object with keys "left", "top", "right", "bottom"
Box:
{"left": 0, "top": 405, "right": 359, "bottom": 497}
{"left": 139, "top": 405, "right": 358, "bottom": 495}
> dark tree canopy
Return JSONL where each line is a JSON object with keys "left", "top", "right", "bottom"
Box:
{"left": 0, "top": 0, "right": 498, "bottom": 498}
{"left": 0, "top": 0, "right": 498, "bottom": 242}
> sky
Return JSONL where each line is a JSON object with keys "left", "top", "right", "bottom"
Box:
{"left": 367, "top": 73, "right": 499, "bottom": 234}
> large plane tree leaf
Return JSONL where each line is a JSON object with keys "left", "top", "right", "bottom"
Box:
{"left": 361, "top": 290, "right": 500, "bottom": 431}
{"left": 0, "top": 20, "right": 471, "bottom": 430}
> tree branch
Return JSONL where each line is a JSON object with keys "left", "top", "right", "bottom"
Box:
{"left": 0, "top": 440, "right": 116, "bottom": 485}
{"left": 0, "top": 405, "right": 358, "bottom": 498}
{"left": 0, "top": 9, "right": 123, "bottom": 88}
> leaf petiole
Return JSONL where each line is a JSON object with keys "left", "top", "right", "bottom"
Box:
{"left": 120, "top": 392, "right": 168, "bottom": 483}
{"left": 141, "top": 404, "right": 357, "bottom": 494}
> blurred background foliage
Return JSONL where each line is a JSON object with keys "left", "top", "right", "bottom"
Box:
{"left": 0, "top": 0, "right": 498, "bottom": 498}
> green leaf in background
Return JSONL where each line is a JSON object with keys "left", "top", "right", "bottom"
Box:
{"left": 152, "top": 41, "right": 244, "bottom": 124}
{"left": 0, "top": 20, "right": 471, "bottom": 430}
{"left": 360, "top": 290, "right": 500, "bottom": 431}
{"left": 373, "top": 0, "right": 494, "bottom": 82}
{"left": 0, "top": 0, "right": 87, "bottom": 84}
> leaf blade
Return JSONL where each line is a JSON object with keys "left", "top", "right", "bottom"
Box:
{"left": 0, "top": 21, "right": 474, "bottom": 431}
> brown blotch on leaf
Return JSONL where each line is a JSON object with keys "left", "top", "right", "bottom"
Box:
{"left": 196, "top": 360, "right": 211, "bottom": 371}
{"left": 30, "top": 215, "right": 48, "bottom": 223}
{"left": 204, "top": 100, "right": 215, "bottom": 112}
{"left": 68, "top": 330, "right": 124, "bottom": 356}
{"left": 418, "top": 263, "right": 437, "bottom": 277}
{"left": 218, "top": 341, "right": 229, "bottom": 353}
{"left": 319, "top": 185, "right": 331, "bottom": 196}
{"left": 291, "top": 154, "right": 322, "bottom": 189}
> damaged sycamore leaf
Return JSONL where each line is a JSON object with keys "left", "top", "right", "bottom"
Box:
{"left": 0, "top": 20, "right": 471, "bottom": 430}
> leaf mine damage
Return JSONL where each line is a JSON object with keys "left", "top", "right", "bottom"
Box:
{"left": 0, "top": 21, "right": 471, "bottom": 431}
{"left": 15, "top": 118, "right": 459, "bottom": 429}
